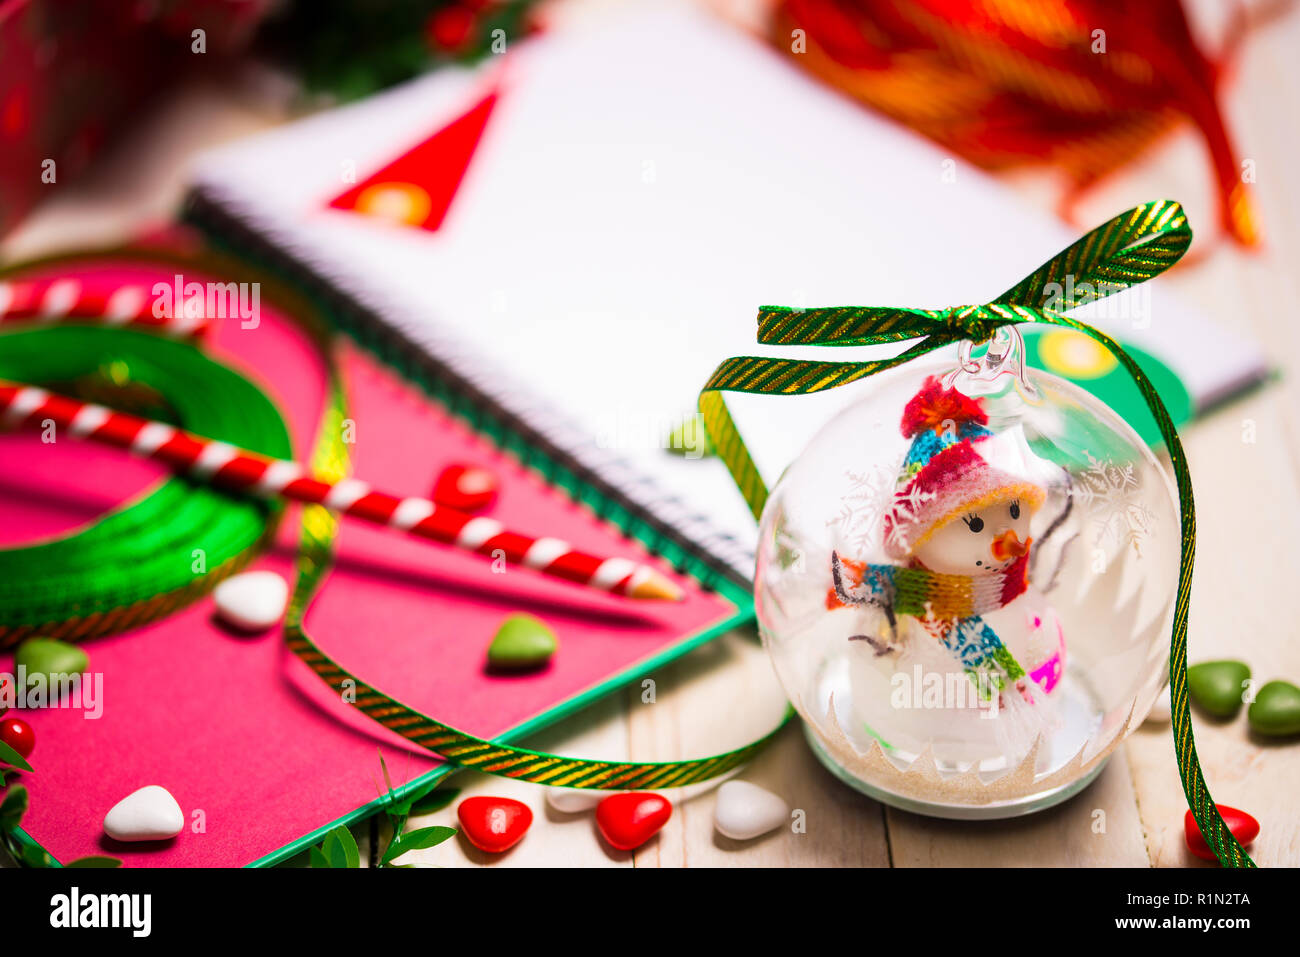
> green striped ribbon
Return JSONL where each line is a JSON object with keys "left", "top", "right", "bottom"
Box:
{"left": 0, "top": 326, "right": 289, "bottom": 649}
{"left": 698, "top": 200, "right": 1253, "bottom": 867}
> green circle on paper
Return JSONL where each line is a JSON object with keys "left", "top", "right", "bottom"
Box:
{"left": 1021, "top": 327, "right": 1194, "bottom": 448}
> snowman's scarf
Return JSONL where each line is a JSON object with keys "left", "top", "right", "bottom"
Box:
{"left": 831, "top": 551, "right": 1029, "bottom": 693}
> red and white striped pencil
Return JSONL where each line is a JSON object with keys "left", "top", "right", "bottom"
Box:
{"left": 0, "top": 381, "right": 682, "bottom": 601}
{"left": 0, "top": 278, "right": 206, "bottom": 337}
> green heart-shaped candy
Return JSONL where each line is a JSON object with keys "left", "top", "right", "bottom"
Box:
{"left": 1186, "top": 660, "right": 1250, "bottom": 719}
{"left": 486, "top": 614, "right": 558, "bottom": 670}
{"left": 14, "top": 638, "right": 89, "bottom": 688}
{"left": 1248, "top": 680, "right": 1300, "bottom": 738}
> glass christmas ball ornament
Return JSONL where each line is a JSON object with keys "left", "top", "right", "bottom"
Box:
{"left": 754, "top": 327, "right": 1180, "bottom": 818}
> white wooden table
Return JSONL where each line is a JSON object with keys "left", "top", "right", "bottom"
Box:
{"left": 4, "top": 0, "right": 1297, "bottom": 868}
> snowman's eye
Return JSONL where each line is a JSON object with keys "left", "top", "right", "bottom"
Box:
{"left": 1010, "top": 501, "right": 1021, "bottom": 520}
{"left": 962, "top": 514, "right": 984, "bottom": 533}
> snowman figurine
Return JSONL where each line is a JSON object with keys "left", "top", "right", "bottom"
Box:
{"left": 830, "top": 375, "right": 1065, "bottom": 764}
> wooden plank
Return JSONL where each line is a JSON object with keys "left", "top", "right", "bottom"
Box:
{"left": 1125, "top": 390, "right": 1300, "bottom": 868}
{"left": 628, "top": 627, "right": 891, "bottom": 867}
{"left": 887, "top": 749, "right": 1149, "bottom": 866}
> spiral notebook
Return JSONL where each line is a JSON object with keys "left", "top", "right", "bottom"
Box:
{"left": 185, "top": 0, "right": 1268, "bottom": 584}
{"left": 1, "top": 248, "right": 749, "bottom": 867}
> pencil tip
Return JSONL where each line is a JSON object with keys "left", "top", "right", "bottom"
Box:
{"left": 629, "top": 570, "right": 684, "bottom": 601}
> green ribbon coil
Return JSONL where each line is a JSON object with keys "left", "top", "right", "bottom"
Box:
{"left": 0, "top": 326, "right": 289, "bottom": 647}
{"left": 698, "top": 199, "right": 1252, "bottom": 868}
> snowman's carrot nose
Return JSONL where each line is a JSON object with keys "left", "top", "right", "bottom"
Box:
{"left": 991, "top": 530, "right": 1030, "bottom": 561}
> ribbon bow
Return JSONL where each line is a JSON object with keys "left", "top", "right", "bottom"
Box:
{"left": 698, "top": 199, "right": 1252, "bottom": 868}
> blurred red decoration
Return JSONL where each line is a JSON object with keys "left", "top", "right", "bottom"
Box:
{"left": 426, "top": 4, "right": 478, "bottom": 53}
{"left": 0, "top": 0, "right": 272, "bottom": 239}
{"left": 774, "top": 0, "right": 1271, "bottom": 249}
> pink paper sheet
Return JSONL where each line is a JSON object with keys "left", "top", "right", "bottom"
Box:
{"left": 0, "top": 257, "right": 741, "bottom": 866}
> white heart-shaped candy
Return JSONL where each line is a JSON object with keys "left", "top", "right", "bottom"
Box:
{"left": 104, "top": 785, "right": 185, "bottom": 842}
{"left": 213, "top": 570, "right": 289, "bottom": 632}
{"left": 714, "top": 780, "right": 789, "bottom": 841}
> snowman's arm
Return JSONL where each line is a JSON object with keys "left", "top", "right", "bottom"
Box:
{"left": 831, "top": 551, "right": 897, "bottom": 632}
{"left": 830, "top": 551, "right": 868, "bottom": 606}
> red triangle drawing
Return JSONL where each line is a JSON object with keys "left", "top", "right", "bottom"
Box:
{"left": 329, "top": 88, "right": 498, "bottom": 232}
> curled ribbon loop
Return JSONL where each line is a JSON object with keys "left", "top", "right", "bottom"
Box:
{"left": 698, "top": 200, "right": 1253, "bottom": 868}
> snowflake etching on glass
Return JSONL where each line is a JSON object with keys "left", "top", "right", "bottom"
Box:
{"left": 827, "top": 464, "right": 896, "bottom": 552}
{"left": 1072, "top": 450, "right": 1154, "bottom": 556}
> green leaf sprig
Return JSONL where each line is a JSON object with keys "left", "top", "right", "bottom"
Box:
{"left": 307, "top": 750, "right": 458, "bottom": 867}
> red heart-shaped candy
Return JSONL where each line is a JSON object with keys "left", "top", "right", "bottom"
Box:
{"left": 596, "top": 792, "right": 671, "bottom": 851}
{"left": 1184, "top": 804, "right": 1260, "bottom": 862}
{"left": 457, "top": 796, "right": 532, "bottom": 853}
{"left": 433, "top": 464, "right": 499, "bottom": 512}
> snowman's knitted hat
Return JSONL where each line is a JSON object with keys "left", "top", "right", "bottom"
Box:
{"left": 882, "top": 376, "right": 1047, "bottom": 559}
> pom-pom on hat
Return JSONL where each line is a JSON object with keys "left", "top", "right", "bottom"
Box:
{"left": 882, "top": 376, "right": 1047, "bottom": 558}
